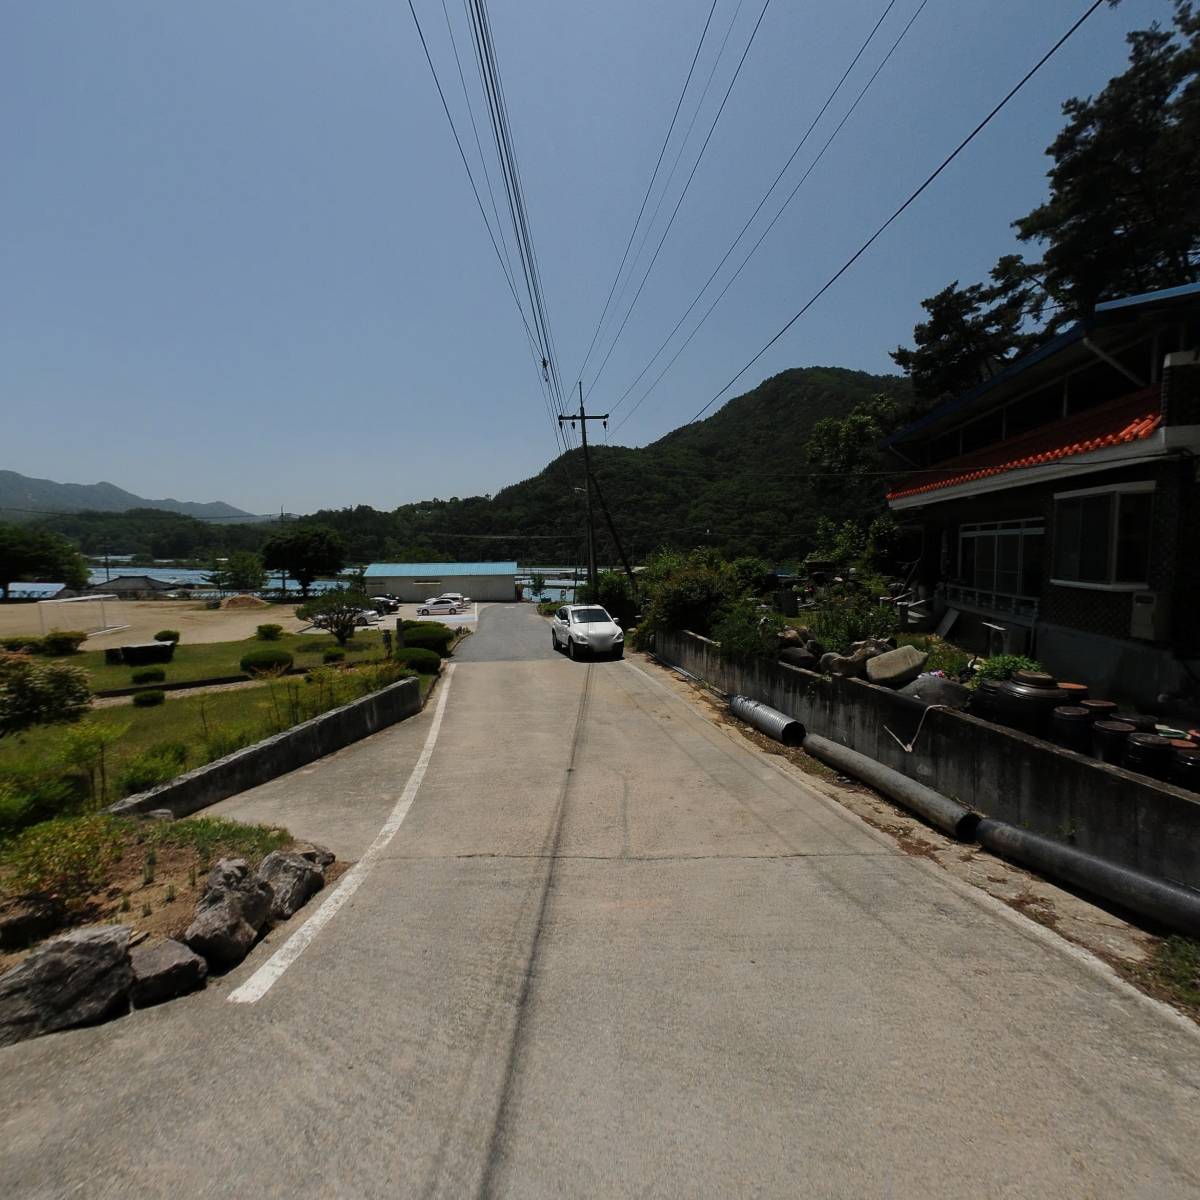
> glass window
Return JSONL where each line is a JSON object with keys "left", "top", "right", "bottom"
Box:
{"left": 571, "top": 607, "right": 610, "bottom": 623}
{"left": 1116, "top": 491, "right": 1153, "bottom": 582}
{"left": 1053, "top": 489, "right": 1152, "bottom": 585}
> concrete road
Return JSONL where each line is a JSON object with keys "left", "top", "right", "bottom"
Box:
{"left": 3, "top": 604, "right": 1200, "bottom": 1198}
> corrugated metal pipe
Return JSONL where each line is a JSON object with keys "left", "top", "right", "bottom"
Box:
{"left": 729, "top": 696, "right": 805, "bottom": 747}
{"left": 802, "top": 734, "right": 979, "bottom": 841}
{"left": 975, "top": 819, "right": 1200, "bottom": 938}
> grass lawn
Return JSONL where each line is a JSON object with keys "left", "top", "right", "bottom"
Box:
{"left": 0, "top": 665, "right": 435, "bottom": 821}
{"left": 66, "top": 629, "right": 387, "bottom": 691}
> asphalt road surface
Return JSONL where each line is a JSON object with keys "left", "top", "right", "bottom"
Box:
{"left": 3, "top": 604, "right": 1199, "bottom": 1197}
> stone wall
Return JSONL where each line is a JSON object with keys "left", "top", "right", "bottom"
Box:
{"left": 658, "top": 630, "right": 1200, "bottom": 891}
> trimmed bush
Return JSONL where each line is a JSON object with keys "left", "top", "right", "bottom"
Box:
{"left": 323, "top": 647, "right": 346, "bottom": 664}
{"left": 1, "top": 636, "right": 36, "bottom": 652}
{"left": 153, "top": 629, "right": 181, "bottom": 644}
{"left": 401, "top": 626, "right": 455, "bottom": 656}
{"left": 132, "top": 689, "right": 166, "bottom": 708}
{"left": 131, "top": 667, "right": 166, "bottom": 685}
{"left": 118, "top": 743, "right": 187, "bottom": 795}
{"left": 256, "top": 623, "right": 284, "bottom": 641}
{"left": 40, "top": 629, "right": 87, "bottom": 655}
{"left": 394, "top": 647, "right": 441, "bottom": 674}
{"left": 239, "top": 647, "right": 294, "bottom": 676}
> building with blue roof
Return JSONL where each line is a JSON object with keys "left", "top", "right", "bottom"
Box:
{"left": 363, "top": 562, "right": 518, "bottom": 603}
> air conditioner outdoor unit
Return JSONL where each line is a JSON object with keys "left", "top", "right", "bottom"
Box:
{"left": 1131, "top": 591, "right": 1169, "bottom": 641}
{"left": 982, "top": 621, "right": 1028, "bottom": 656}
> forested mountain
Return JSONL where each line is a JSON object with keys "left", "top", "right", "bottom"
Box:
{"left": 0, "top": 470, "right": 256, "bottom": 522}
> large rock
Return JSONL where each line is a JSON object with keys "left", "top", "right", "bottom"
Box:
{"left": 804, "top": 638, "right": 826, "bottom": 659}
{"left": 257, "top": 851, "right": 325, "bottom": 921}
{"left": 898, "top": 674, "right": 971, "bottom": 709}
{"left": 865, "top": 645, "right": 929, "bottom": 688}
{"left": 826, "top": 653, "right": 868, "bottom": 679}
{"left": 292, "top": 842, "right": 336, "bottom": 869}
{"left": 776, "top": 626, "right": 803, "bottom": 647}
{"left": 779, "top": 647, "right": 819, "bottom": 670}
{"left": 185, "top": 857, "right": 274, "bottom": 969}
{"left": 0, "top": 925, "right": 132, "bottom": 1046}
{"left": 130, "top": 938, "right": 208, "bottom": 1007}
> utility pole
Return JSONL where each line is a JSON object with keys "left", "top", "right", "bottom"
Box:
{"left": 559, "top": 382, "right": 607, "bottom": 598}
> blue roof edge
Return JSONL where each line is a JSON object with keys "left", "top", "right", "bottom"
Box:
{"left": 363, "top": 562, "right": 518, "bottom": 577}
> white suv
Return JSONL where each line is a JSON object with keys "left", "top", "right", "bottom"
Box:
{"left": 551, "top": 605, "right": 624, "bottom": 660}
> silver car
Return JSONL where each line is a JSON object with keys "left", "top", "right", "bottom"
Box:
{"left": 551, "top": 604, "right": 624, "bottom": 660}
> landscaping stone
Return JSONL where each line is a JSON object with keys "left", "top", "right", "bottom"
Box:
{"left": 899, "top": 674, "right": 971, "bottom": 709}
{"left": 827, "top": 653, "right": 868, "bottom": 679}
{"left": 130, "top": 938, "right": 208, "bottom": 1007}
{"left": 777, "top": 627, "right": 802, "bottom": 647}
{"left": 0, "top": 901, "right": 63, "bottom": 952}
{"left": 865, "top": 645, "right": 929, "bottom": 688}
{"left": 292, "top": 841, "right": 336, "bottom": 869}
{"left": 185, "top": 858, "right": 274, "bottom": 969}
{"left": 850, "top": 638, "right": 893, "bottom": 659}
{"left": 818, "top": 652, "right": 839, "bottom": 673}
{"left": 257, "top": 851, "right": 326, "bottom": 921}
{"left": 778, "top": 647, "right": 818, "bottom": 670}
{"left": 0, "top": 925, "right": 132, "bottom": 1046}
{"left": 804, "top": 639, "right": 826, "bottom": 659}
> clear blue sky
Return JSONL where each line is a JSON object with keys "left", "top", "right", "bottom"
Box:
{"left": 1, "top": 1, "right": 1171, "bottom": 514}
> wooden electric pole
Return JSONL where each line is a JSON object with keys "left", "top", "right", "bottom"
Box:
{"left": 559, "top": 382, "right": 607, "bottom": 598}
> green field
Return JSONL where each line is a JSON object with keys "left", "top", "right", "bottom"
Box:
{"left": 72, "top": 630, "right": 386, "bottom": 691}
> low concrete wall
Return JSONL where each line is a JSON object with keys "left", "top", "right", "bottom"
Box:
{"left": 658, "top": 631, "right": 1200, "bottom": 891}
{"left": 108, "top": 676, "right": 423, "bottom": 819}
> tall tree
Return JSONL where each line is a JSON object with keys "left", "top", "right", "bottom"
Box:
{"left": 0, "top": 522, "right": 89, "bottom": 600}
{"left": 261, "top": 526, "right": 345, "bottom": 598}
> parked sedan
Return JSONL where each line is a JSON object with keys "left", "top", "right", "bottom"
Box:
{"left": 551, "top": 604, "right": 624, "bottom": 660}
{"left": 417, "top": 597, "right": 462, "bottom": 616}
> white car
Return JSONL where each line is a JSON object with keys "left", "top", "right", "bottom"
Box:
{"left": 551, "top": 604, "right": 624, "bottom": 660}
{"left": 417, "top": 597, "right": 462, "bottom": 616}
{"left": 438, "top": 592, "right": 469, "bottom": 605}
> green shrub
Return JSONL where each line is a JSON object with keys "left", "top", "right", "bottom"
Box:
{"left": 203, "top": 726, "right": 259, "bottom": 760}
{"left": 537, "top": 601, "right": 559, "bottom": 616}
{"left": 153, "top": 629, "right": 181, "bottom": 644}
{"left": 711, "top": 600, "right": 784, "bottom": 660}
{"left": 40, "top": 629, "right": 87, "bottom": 655}
{"left": 2, "top": 814, "right": 122, "bottom": 904}
{"left": 131, "top": 667, "right": 166, "bottom": 685}
{"left": 256, "top": 623, "right": 284, "bottom": 641}
{"left": 401, "top": 619, "right": 447, "bottom": 631}
{"left": 118, "top": 745, "right": 186, "bottom": 795}
{"left": 394, "top": 647, "right": 442, "bottom": 674}
{"left": 0, "top": 772, "right": 81, "bottom": 838}
{"left": 323, "top": 648, "right": 345, "bottom": 664}
{"left": 807, "top": 594, "right": 895, "bottom": 652}
{"left": 240, "top": 647, "right": 294, "bottom": 675}
{"left": 0, "top": 653, "right": 92, "bottom": 736}
{"left": 132, "top": 689, "right": 166, "bottom": 708}
{"left": 400, "top": 626, "right": 455, "bottom": 656}
{"left": 0, "top": 636, "right": 38, "bottom": 652}
{"left": 973, "top": 654, "right": 1044, "bottom": 683}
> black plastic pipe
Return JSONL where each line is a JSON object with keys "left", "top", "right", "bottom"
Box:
{"left": 803, "top": 733, "right": 979, "bottom": 841}
{"left": 976, "top": 818, "right": 1200, "bottom": 938}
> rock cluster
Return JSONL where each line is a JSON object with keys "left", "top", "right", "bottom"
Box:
{"left": 0, "top": 841, "right": 335, "bottom": 1047}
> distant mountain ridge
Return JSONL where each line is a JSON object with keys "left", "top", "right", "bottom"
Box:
{"left": 0, "top": 470, "right": 257, "bottom": 522}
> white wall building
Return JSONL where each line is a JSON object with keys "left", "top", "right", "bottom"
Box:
{"left": 363, "top": 562, "right": 518, "bottom": 603}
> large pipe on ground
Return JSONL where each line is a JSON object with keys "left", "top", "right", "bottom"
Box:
{"left": 802, "top": 733, "right": 979, "bottom": 841}
{"left": 729, "top": 695, "right": 805, "bottom": 746}
{"left": 975, "top": 818, "right": 1200, "bottom": 938}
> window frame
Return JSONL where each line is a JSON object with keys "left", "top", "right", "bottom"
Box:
{"left": 1049, "top": 480, "right": 1154, "bottom": 591}
{"left": 957, "top": 518, "right": 1045, "bottom": 600}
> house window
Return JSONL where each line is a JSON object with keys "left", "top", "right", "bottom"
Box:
{"left": 957, "top": 520, "right": 1045, "bottom": 598}
{"left": 1051, "top": 483, "right": 1153, "bottom": 588}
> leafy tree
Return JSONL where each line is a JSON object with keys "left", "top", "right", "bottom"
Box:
{"left": 636, "top": 549, "right": 737, "bottom": 639}
{"left": 711, "top": 599, "right": 784, "bottom": 661}
{"left": 529, "top": 571, "right": 546, "bottom": 597}
{"left": 577, "top": 570, "right": 636, "bottom": 626}
{"left": 730, "top": 557, "right": 775, "bottom": 597}
{"left": 0, "top": 522, "right": 88, "bottom": 599}
{"left": 224, "top": 550, "right": 266, "bottom": 592}
{"left": 295, "top": 590, "right": 371, "bottom": 646}
{"left": 1015, "top": 1, "right": 1200, "bottom": 317}
{"left": 262, "top": 526, "right": 345, "bottom": 598}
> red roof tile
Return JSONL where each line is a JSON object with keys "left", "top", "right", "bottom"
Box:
{"left": 886, "top": 388, "right": 1162, "bottom": 501}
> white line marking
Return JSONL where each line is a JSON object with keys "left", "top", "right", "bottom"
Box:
{"left": 227, "top": 664, "right": 456, "bottom": 1004}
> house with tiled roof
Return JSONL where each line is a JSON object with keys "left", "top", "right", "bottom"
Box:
{"left": 884, "top": 282, "right": 1200, "bottom": 701}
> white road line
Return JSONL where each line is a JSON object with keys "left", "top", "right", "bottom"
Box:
{"left": 228, "top": 664, "right": 456, "bottom": 1004}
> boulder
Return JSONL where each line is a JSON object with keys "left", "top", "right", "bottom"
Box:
{"left": 827, "top": 653, "right": 868, "bottom": 679}
{"left": 776, "top": 627, "right": 803, "bottom": 647}
{"left": 791, "top": 626, "right": 812, "bottom": 642}
{"left": 130, "top": 938, "right": 208, "bottom": 1007}
{"left": 849, "top": 638, "right": 893, "bottom": 659}
{"left": 257, "top": 851, "right": 325, "bottom": 921}
{"left": 0, "top": 901, "right": 62, "bottom": 952}
{"left": 0, "top": 925, "right": 132, "bottom": 1047}
{"left": 779, "top": 647, "right": 818, "bottom": 670}
{"left": 804, "top": 639, "right": 826, "bottom": 659}
{"left": 865, "top": 645, "right": 929, "bottom": 688}
{"left": 185, "top": 857, "right": 274, "bottom": 969}
{"left": 898, "top": 674, "right": 971, "bottom": 710}
{"left": 818, "top": 652, "right": 839, "bottom": 673}
{"left": 292, "top": 842, "right": 336, "bottom": 869}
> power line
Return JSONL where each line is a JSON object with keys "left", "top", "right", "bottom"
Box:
{"left": 573, "top": 0, "right": 720, "bottom": 385}
{"left": 688, "top": 0, "right": 1109, "bottom": 425}
{"left": 615, "top": 0, "right": 929, "bottom": 433}
{"left": 610, "top": 0, "right": 908, "bottom": 424}
{"left": 584, "top": 0, "right": 774, "bottom": 400}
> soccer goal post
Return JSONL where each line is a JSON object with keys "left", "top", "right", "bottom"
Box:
{"left": 37, "top": 594, "right": 128, "bottom": 638}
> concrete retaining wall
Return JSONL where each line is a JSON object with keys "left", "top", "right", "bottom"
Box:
{"left": 658, "top": 631, "right": 1200, "bottom": 891}
{"left": 108, "top": 676, "right": 423, "bottom": 819}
